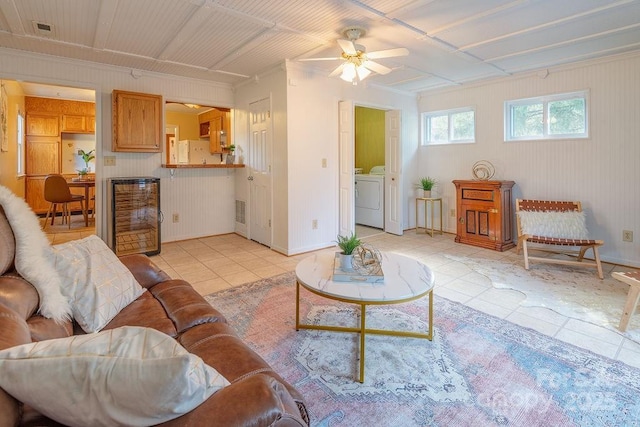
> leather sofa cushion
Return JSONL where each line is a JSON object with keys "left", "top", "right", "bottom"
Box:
{"left": 149, "top": 280, "right": 227, "bottom": 333}
{"left": 0, "top": 207, "right": 15, "bottom": 276}
{"left": 102, "top": 291, "right": 177, "bottom": 337}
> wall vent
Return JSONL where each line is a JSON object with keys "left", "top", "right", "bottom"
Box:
{"left": 32, "top": 21, "right": 54, "bottom": 37}
{"left": 235, "top": 200, "right": 246, "bottom": 224}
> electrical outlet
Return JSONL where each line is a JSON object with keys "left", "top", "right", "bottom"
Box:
{"left": 450, "top": 209, "right": 456, "bottom": 217}
{"left": 172, "top": 213, "right": 179, "bottom": 223}
{"left": 312, "top": 219, "right": 318, "bottom": 229}
{"left": 321, "top": 158, "right": 327, "bottom": 168}
{"left": 623, "top": 230, "right": 633, "bottom": 242}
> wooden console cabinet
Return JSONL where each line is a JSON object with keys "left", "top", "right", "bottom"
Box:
{"left": 453, "top": 180, "right": 515, "bottom": 251}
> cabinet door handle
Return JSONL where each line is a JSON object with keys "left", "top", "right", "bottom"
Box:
{"left": 488, "top": 208, "right": 498, "bottom": 213}
{"left": 458, "top": 217, "right": 464, "bottom": 224}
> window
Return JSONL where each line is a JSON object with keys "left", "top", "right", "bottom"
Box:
{"left": 505, "top": 91, "right": 588, "bottom": 141}
{"left": 422, "top": 107, "right": 475, "bottom": 145}
{"left": 16, "top": 109, "right": 25, "bottom": 175}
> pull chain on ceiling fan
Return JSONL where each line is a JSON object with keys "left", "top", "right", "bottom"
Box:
{"left": 301, "top": 27, "right": 409, "bottom": 85}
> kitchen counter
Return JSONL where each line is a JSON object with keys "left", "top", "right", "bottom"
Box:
{"left": 161, "top": 163, "right": 245, "bottom": 169}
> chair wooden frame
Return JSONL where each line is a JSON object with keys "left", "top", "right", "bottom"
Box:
{"left": 515, "top": 199, "right": 604, "bottom": 279}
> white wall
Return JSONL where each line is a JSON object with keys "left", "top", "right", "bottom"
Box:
{"left": 235, "top": 61, "right": 418, "bottom": 255}
{"left": 418, "top": 52, "right": 640, "bottom": 267}
{"left": 0, "top": 47, "right": 237, "bottom": 243}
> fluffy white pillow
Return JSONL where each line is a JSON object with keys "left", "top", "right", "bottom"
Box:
{"left": 0, "top": 185, "right": 71, "bottom": 321}
{"left": 0, "top": 326, "right": 229, "bottom": 427}
{"left": 518, "top": 210, "right": 589, "bottom": 239}
{"left": 50, "top": 235, "right": 146, "bottom": 332}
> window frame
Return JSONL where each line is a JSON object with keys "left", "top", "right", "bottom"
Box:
{"left": 422, "top": 107, "right": 476, "bottom": 146}
{"left": 16, "top": 108, "right": 25, "bottom": 176}
{"left": 504, "top": 91, "right": 589, "bottom": 142}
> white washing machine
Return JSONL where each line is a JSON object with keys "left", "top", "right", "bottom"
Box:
{"left": 355, "top": 166, "right": 385, "bottom": 229}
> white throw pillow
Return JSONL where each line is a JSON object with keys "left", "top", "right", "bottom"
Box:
{"left": 50, "top": 235, "right": 146, "bottom": 332}
{"left": 0, "top": 185, "right": 71, "bottom": 321}
{"left": 518, "top": 210, "right": 590, "bottom": 240}
{"left": 0, "top": 326, "right": 229, "bottom": 427}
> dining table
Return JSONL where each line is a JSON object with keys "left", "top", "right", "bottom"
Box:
{"left": 67, "top": 179, "right": 96, "bottom": 227}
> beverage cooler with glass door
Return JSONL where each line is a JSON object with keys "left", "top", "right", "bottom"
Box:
{"left": 108, "top": 177, "right": 161, "bottom": 256}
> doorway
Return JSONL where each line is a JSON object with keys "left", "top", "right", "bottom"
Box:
{"left": 0, "top": 79, "right": 98, "bottom": 234}
{"left": 354, "top": 106, "right": 386, "bottom": 231}
{"left": 248, "top": 97, "right": 272, "bottom": 247}
{"left": 338, "top": 101, "right": 403, "bottom": 238}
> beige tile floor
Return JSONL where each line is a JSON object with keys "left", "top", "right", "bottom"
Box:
{"left": 45, "top": 217, "right": 640, "bottom": 369}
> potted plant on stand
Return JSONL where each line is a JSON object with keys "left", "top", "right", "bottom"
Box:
{"left": 419, "top": 176, "right": 436, "bottom": 198}
{"left": 335, "top": 232, "right": 361, "bottom": 271}
{"left": 77, "top": 149, "right": 95, "bottom": 180}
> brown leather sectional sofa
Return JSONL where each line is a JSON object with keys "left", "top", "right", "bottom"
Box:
{"left": 0, "top": 206, "right": 309, "bottom": 426}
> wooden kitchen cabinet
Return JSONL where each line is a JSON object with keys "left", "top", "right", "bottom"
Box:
{"left": 112, "top": 90, "right": 163, "bottom": 152}
{"left": 453, "top": 180, "right": 515, "bottom": 251}
{"left": 209, "top": 116, "right": 223, "bottom": 153}
{"left": 62, "top": 114, "right": 95, "bottom": 133}
{"left": 25, "top": 177, "right": 50, "bottom": 214}
{"left": 199, "top": 108, "right": 231, "bottom": 153}
{"left": 26, "top": 136, "right": 59, "bottom": 176}
{"left": 26, "top": 114, "right": 59, "bottom": 136}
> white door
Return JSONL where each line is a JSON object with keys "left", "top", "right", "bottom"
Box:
{"left": 385, "top": 110, "right": 403, "bottom": 235}
{"left": 338, "top": 100, "right": 355, "bottom": 237}
{"left": 248, "top": 98, "right": 272, "bottom": 246}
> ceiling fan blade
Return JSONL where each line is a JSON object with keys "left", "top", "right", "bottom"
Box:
{"left": 328, "top": 63, "right": 346, "bottom": 78}
{"left": 337, "top": 39, "right": 357, "bottom": 55}
{"left": 363, "top": 60, "right": 392, "bottom": 75}
{"left": 366, "top": 47, "right": 409, "bottom": 59}
{"left": 298, "top": 57, "right": 342, "bottom": 62}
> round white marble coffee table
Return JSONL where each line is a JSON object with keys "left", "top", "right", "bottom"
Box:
{"left": 295, "top": 251, "right": 434, "bottom": 383}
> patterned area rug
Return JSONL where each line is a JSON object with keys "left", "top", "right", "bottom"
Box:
{"left": 444, "top": 254, "right": 640, "bottom": 343}
{"left": 205, "top": 272, "right": 640, "bottom": 426}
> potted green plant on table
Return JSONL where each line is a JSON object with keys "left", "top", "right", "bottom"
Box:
{"left": 335, "top": 232, "right": 361, "bottom": 270}
{"left": 77, "top": 149, "right": 95, "bottom": 180}
{"left": 419, "top": 176, "right": 436, "bottom": 198}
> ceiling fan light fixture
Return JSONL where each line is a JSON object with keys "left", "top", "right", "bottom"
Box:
{"left": 356, "top": 65, "right": 371, "bottom": 81}
{"left": 183, "top": 103, "right": 201, "bottom": 109}
{"left": 340, "top": 63, "right": 357, "bottom": 82}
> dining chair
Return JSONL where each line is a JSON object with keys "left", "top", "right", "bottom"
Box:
{"left": 43, "top": 174, "right": 86, "bottom": 229}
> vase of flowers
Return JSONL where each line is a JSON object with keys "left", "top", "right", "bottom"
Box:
{"left": 77, "top": 149, "right": 95, "bottom": 179}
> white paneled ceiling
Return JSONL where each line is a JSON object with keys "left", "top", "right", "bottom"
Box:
{"left": 1, "top": 0, "right": 639, "bottom": 93}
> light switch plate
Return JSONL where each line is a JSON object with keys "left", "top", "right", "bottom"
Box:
{"left": 104, "top": 156, "right": 116, "bottom": 166}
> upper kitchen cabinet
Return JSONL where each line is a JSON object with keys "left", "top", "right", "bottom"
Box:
{"left": 26, "top": 113, "right": 59, "bottom": 136}
{"left": 112, "top": 90, "right": 163, "bottom": 152}
{"left": 62, "top": 114, "right": 95, "bottom": 133}
{"left": 198, "top": 108, "right": 231, "bottom": 153}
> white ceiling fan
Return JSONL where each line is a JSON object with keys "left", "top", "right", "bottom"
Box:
{"left": 301, "top": 27, "right": 409, "bottom": 84}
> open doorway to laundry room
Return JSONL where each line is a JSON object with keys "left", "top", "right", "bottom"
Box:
{"left": 338, "top": 101, "right": 402, "bottom": 238}
{"left": 354, "top": 106, "right": 386, "bottom": 237}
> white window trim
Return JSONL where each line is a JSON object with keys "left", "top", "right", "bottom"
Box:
{"left": 504, "top": 90, "right": 589, "bottom": 142}
{"left": 422, "top": 107, "right": 476, "bottom": 146}
{"left": 16, "top": 107, "right": 25, "bottom": 177}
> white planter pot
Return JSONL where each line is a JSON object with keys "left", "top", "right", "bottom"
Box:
{"left": 338, "top": 253, "right": 354, "bottom": 271}
{"left": 423, "top": 190, "right": 432, "bottom": 198}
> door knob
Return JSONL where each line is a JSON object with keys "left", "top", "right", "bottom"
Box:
{"left": 247, "top": 176, "right": 254, "bottom": 181}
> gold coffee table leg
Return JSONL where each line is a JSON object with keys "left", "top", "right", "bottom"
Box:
{"left": 359, "top": 303, "right": 366, "bottom": 383}
{"left": 295, "top": 281, "right": 300, "bottom": 330}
